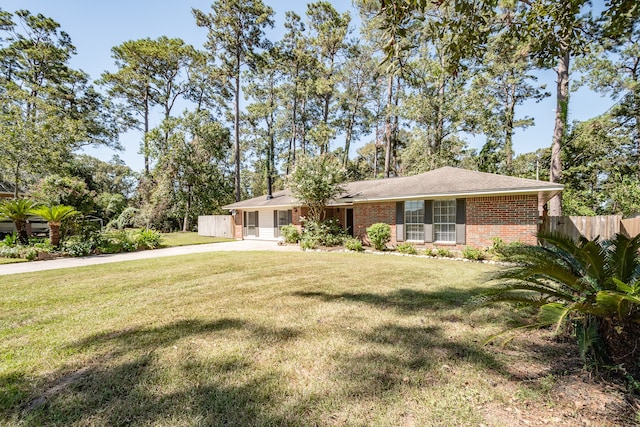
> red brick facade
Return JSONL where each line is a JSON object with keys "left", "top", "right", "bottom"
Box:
{"left": 353, "top": 202, "right": 397, "bottom": 245}
{"left": 233, "top": 194, "right": 540, "bottom": 247}
{"left": 466, "top": 195, "right": 538, "bottom": 247}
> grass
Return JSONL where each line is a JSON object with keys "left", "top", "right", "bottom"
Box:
{"left": 0, "top": 252, "right": 630, "bottom": 425}
{"left": 0, "top": 257, "right": 27, "bottom": 265}
{"left": 159, "top": 231, "right": 234, "bottom": 247}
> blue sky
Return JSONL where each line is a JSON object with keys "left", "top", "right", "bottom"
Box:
{"left": 3, "top": 1, "right": 613, "bottom": 173}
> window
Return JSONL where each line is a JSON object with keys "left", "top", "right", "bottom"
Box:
{"left": 274, "top": 210, "right": 292, "bottom": 237}
{"left": 433, "top": 200, "right": 456, "bottom": 243}
{"left": 405, "top": 200, "right": 424, "bottom": 241}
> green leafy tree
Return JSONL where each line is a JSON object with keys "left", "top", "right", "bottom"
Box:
{"left": 0, "top": 198, "right": 37, "bottom": 244}
{"left": 194, "top": 0, "right": 274, "bottom": 202}
{"left": 145, "top": 110, "right": 232, "bottom": 231}
{"left": 30, "top": 205, "right": 79, "bottom": 247}
{"left": 287, "top": 154, "right": 346, "bottom": 223}
{"left": 306, "top": 1, "right": 351, "bottom": 155}
{"left": 99, "top": 37, "right": 198, "bottom": 176}
{"left": 0, "top": 10, "right": 118, "bottom": 195}
{"left": 478, "top": 232, "right": 640, "bottom": 378}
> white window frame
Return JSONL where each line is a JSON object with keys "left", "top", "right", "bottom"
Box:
{"left": 405, "top": 200, "right": 425, "bottom": 242}
{"left": 433, "top": 200, "right": 456, "bottom": 243}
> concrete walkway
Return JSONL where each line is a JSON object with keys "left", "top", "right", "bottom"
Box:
{"left": 0, "top": 240, "right": 300, "bottom": 276}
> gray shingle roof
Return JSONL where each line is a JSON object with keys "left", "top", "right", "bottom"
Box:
{"left": 223, "top": 166, "right": 563, "bottom": 210}
{"left": 0, "top": 181, "right": 18, "bottom": 195}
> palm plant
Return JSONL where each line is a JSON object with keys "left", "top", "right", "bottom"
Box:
{"left": 30, "top": 205, "right": 80, "bottom": 247}
{"left": 477, "top": 231, "right": 640, "bottom": 377}
{"left": 0, "top": 199, "right": 38, "bottom": 244}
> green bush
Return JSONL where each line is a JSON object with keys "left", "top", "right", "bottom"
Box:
{"left": 300, "top": 218, "right": 348, "bottom": 249}
{"left": 366, "top": 223, "right": 391, "bottom": 251}
{"left": 62, "top": 235, "right": 94, "bottom": 257}
{"left": 1, "top": 233, "right": 18, "bottom": 247}
{"left": 280, "top": 224, "right": 301, "bottom": 244}
{"left": 488, "top": 237, "right": 524, "bottom": 260}
{"left": 462, "top": 246, "right": 486, "bottom": 260}
{"left": 135, "top": 228, "right": 162, "bottom": 249}
{"left": 98, "top": 230, "right": 137, "bottom": 254}
{"left": 435, "top": 247, "right": 453, "bottom": 258}
{"left": 344, "top": 237, "right": 364, "bottom": 252}
{"left": 424, "top": 248, "right": 436, "bottom": 257}
{"left": 396, "top": 242, "right": 417, "bottom": 255}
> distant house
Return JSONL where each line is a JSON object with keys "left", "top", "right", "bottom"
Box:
{"left": 223, "top": 167, "right": 563, "bottom": 248}
{"left": 0, "top": 181, "right": 19, "bottom": 199}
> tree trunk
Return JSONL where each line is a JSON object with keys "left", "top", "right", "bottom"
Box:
{"left": 16, "top": 219, "right": 28, "bottom": 245}
{"left": 384, "top": 75, "right": 394, "bottom": 178}
{"left": 182, "top": 185, "right": 191, "bottom": 232}
{"left": 505, "top": 81, "right": 516, "bottom": 175}
{"left": 49, "top": 223, "right": 61, "bottom": 247}
{"left": 234, "top": 71, "right": 241, "bottom": 202}
{"left": 144, "top": 86, "right": 150, "bottom": 176}
{"left": 549, "top": 48, "right": 570, "bottom": 216}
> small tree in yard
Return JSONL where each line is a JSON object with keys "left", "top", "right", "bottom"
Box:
{"left": 287, "top": 154, "right": 346, "bottom": 223}
{"left": 0, "top": 199, "right": 38, "bottom": 245}
{"left": 30, "top": 205, "right": 80, "bottom": 247}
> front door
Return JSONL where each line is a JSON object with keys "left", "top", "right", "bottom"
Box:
{"left": 346, "top": 208, "right": 354, "bottom": 237}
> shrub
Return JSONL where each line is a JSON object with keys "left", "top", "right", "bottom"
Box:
{"left": 366, "top": 223, "right": 391, "bottom": 251}
{"left": 475, "top": 232, "right": 640, "bottom": 379}
{"left": 435, "top": 247, "right": 453, "bottom": 258}
{"left": 98, "top": 230, "right": 138, "bottom": 254}
{"left": 62, "top": 236, "right": 94, "bottom": 257}
{"left": 280, "top": 224, "right": 301, "bottom": 244}
{"left": 462, "top": 246, "right": 486, "bottom": 260}
{"left": 396, "top": 242, "right": 417, "bottom": 255}
{"left": 135, "top": 228, "right": 162, "bottom": 249}
{"left": 424, "top": 248, "right": 437, "bottom": 257}
{"left": 344, "top": 237, "right": 364, "bottom": 252}
{"left": 300, "top": 218, "right": 348, "bottom": 248}
{"left": 1, "top": 233, "right": 18, "bottom": 247}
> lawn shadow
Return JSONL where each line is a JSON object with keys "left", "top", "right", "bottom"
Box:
{"left": 292, "top": 286, "right": 494, "bottom": 314}
{"left": 5, "top": 318, "right": 305, "bottom": 426}
{"left": 18, "top": 352, "right": 295, "bottom": 426}
{"left": 332, "top": 323, "right": 507, "bottom": 399}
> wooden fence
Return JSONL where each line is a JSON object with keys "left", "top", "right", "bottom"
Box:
{"left": 541, "top": 215, "right": 623, "bottom": 242}
{"left": 198, "top": 215, "right": 233, "bottom": 238}
{"left": 621, "top": 217, "right": 640, "bottom": 238}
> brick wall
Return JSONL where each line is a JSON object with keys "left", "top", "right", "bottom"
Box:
{"left": 466, "top": 195, "right": 539, "bottom": 247}
{"left": 232, "top": 211, "right": 243, "bottom": 239}
{"left": 353, "top": 202, "right": 397, "bottom": 244}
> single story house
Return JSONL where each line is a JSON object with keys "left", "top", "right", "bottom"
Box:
{"left": 0, "top": 181, "right": 18, "bottom": 199}
{"left": 223, "top": 167, "right": 563, "bottom": 248}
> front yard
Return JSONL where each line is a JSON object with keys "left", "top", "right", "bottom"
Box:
{"left": 0, "top": 252, "right": 637, "bottom": 426}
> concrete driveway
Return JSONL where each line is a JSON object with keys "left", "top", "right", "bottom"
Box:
{"left": 0, "top": 240, "right": 300, "bottom": 276}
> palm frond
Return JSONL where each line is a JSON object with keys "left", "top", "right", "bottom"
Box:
{"left": 605, "top": 234, "right": 640, "bottom": 285}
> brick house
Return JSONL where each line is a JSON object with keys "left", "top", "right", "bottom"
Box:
{"left": 223, "top": 167, "right": 563, "bottom": 249}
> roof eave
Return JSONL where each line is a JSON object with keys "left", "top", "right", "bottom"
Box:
{"left": 339, "top": 186, "right": 564, "bottom": 203}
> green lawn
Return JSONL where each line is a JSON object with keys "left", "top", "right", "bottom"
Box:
{"left": 160, "top": 231, "right": 234, "bottom": 247}
{"left": 0, "top": 252, "right": 635, "bottom": 426}
{"left": 0, "top": 257, "right": 27, "bottom": 265}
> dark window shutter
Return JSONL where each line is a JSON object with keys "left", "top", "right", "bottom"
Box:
{"left": 243, "top": 211, "right": 247, "bottom": 237}
{"left": 396, "top": 202, "right": 404, "bottom": 242}
{"left": 456, "top": 199, "right": 466, "bottom": 245}
{"left": 287, "top": 210, "right": 293, "bottom": 224}
{"left": 274, "top": 211, "right": 279, "bottom": 238}
{"left": 424, "top": 200, "right": 433, "bottom": 243}
{"left": 255, "top": 212, "right": 259, "bottom": 237}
